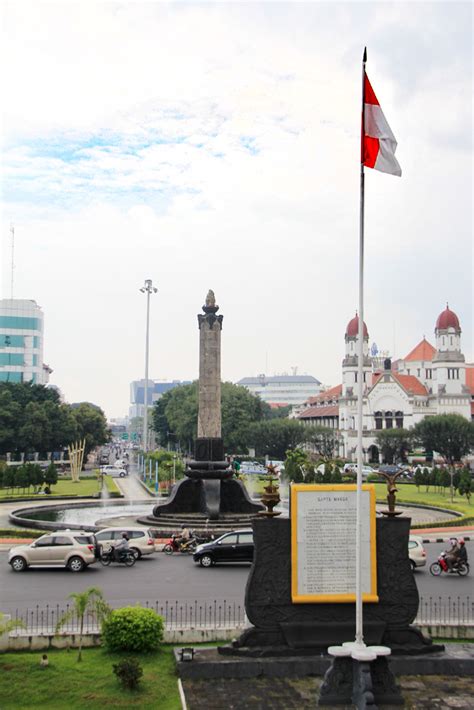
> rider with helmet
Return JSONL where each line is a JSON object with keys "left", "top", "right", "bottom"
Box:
{"left": 114, "top": 532, "right": 130, "bottom": 561}
{"left": 456, "top": 538, "right": 468, "bottom": 567}
{"left": 445, "top": 537, "right": 460, "bottom": 571}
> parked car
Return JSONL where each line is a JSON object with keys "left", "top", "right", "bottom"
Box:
{"left": 193, "top": 529, "right": 254, "bottom": 567}
{"left": 100, "top": 465, "right": 128, "bottom": 477}
{"left": 239, "top": 462, "right": 267, "bottom": 475}
{"left": 95, "top": 526, "right": 156, "bottom": 559}
{"left": 342, "top": 464, "right": 374, "bottom": 479}
{"left": 8, "top": 530, "right": 99, "bottom": 572}
{"left": 408, "top": 535, "right": 427, "bottom": 570}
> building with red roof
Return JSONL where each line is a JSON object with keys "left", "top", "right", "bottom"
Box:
{"left": 297, "top": 305, "right": 472, "bottom": 463}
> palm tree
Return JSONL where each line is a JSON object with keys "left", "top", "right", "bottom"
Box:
{"left": 0, "top": 611, "right": 26, "bottom": 637}
{"left": 55, "top": 587, "right": 110, "bottom": 662}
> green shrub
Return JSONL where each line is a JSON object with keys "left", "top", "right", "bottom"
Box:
{"left": 102, "top": 606, "right": 164, "bottom": 652}
{"left": 367, "top": 473, "right": 380, "bottom": 483}
{"left": 113, "top": 657, "right": 143, "bottom": 689}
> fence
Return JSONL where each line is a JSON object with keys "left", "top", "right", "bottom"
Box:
{"left": 9, "top": 596, "right": 473, "bottom": 636}
{"left": 10, "top": 599, "right": 247, "bottom": 636}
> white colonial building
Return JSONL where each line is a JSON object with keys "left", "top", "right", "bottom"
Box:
{"left": 298, "top": 306, "right": 473, "bottom": 463}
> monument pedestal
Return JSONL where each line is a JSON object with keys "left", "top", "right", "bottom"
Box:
{"left": 319, "top": 656, "right": 403, "bottom": 707}
{"left": 222, "top": 517, "right": 442, "bottom": 656}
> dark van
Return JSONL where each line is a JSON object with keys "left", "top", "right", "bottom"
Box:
{"left": 193, "top": 529, "right": 254, "bottom": 568}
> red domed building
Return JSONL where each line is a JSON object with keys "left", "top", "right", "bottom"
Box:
{"left": 298, "top": 305, "right": 473, "bottom": 463}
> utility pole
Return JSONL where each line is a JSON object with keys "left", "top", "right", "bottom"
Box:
{"left": 140, "top": 279, "right": 158, "bottom": 453}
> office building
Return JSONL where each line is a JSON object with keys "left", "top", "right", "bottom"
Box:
{"left": 0, "top": 299, "right": 52, "bottom": 384}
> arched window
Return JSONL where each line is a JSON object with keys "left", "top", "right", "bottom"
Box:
{"left": 374, "top": 411, "right": 383, "bottom": 430}
{"left": 385, "top": 411, "right": 393, "bottom": 429}
{"left": 395, "top": 411, "right": 403, "bottom": 428}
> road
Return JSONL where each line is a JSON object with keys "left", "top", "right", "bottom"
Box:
{"left": 0, "top": 541, "right": 472, "bottom": 614}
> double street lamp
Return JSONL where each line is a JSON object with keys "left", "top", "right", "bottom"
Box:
{"left": 140, "top": 279, "right": 158, "bottom": 453}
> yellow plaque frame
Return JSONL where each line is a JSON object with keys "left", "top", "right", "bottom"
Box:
{"left": 291, "top": 484, "right": 378, "bottom": 604}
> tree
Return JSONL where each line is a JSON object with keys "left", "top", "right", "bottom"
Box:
{"left": 307, "top": 427, "right": 342, "bottom": 460}
{"left": 55, "top": 587, "right": 110, "bottom": 662}
{"left": 412, "top": 414, "right": 474, "bottom": 465}
{"left": 375, "top": 428, "right": 412, "bottom": 464}
{"left": 44, "top": 462, "right": 58, "bottom": 489}
{"left": 14, "top": 466, "right": 28, "bottom": 493}
{"left": 2, "top": 467, "right": 14, "bottom": 492}
{"left": 284, "top": 448, "right": 309, "bottom": 482}
{"left": 457, "top": 469, "right": 472, "bottom": 503}
{"left": 70, "top": 403, "right": 110, "bottom": 463}
{"left": 331, "top": 465, "right": 342, "bottom": 483}
{"left": 152, "top": 381, "right": 268, "bottom": 454}
{"left": 248, "top": 419, "right": 310, "bottom": 459}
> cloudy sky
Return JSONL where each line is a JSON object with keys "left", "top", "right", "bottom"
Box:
{"left": 1, "top": 1, "right": 472, "bottom": 419}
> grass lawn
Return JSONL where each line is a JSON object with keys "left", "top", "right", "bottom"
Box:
{"left": 241, "top": 478, "right": 472, "bottom": 519}
{"left": 0, "top": 477, "right": 120, "bottom": 500}
{"left": 0, "top": 646, "right": 180, "bottom": 710}
{"left": 373, "top": 482, "right": 472, "bottom": 517}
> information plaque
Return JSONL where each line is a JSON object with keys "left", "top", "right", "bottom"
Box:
{"left": 291, "top": 484, "right": 378, "bottom": 603}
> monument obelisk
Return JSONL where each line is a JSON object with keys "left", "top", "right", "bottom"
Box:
{"left": 151, "top": 290, "right": 263, "bottom": 522}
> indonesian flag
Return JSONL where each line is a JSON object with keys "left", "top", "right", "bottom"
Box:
{"left": 363, "top": 72, "right": 401, "bottom": 176}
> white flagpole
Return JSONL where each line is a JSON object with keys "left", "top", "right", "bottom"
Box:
{"left": 355, "top": 46, "right": 367, "bottom": 649}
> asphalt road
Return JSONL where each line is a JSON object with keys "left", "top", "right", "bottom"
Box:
{"left": 0, "top": 541, "right": 472, "bottom": 614}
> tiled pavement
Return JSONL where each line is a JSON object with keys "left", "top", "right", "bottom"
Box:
{"left": 182, "top": 675, "right": 474, "bottom": 709}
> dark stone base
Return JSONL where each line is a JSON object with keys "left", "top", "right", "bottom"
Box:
{"left": 319, "top": 657, "right": 403, "bottom": 707}
{"left": 151, "top": 475, "right": 263, "bottom": 521}
{"left": 174, "top": 644, "right": 474, "bottom": 681}
{"left": 224, "top": 623, "right": 443, "bottom": 657}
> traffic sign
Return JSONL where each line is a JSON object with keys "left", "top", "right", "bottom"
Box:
{"left": 121, "top": 433, "right": 129, "bottom": 440}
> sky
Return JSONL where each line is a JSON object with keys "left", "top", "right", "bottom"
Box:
{"left": 1, "top": 1, "right": 472, "bottom": 420}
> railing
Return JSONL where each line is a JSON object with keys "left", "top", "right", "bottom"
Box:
{"left": 10, "top": 599, "right": 247, "bottom": 635}
{"left": 9, "top": 596, "right": 473, "bottom": 636}
{"left": 415, "top": 596, "right": 473, "bottom": 625}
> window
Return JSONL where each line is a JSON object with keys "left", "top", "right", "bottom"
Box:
{"left": 53, "top": 536, "right": 73, "bottom": 546}
{"left": 374, "top": 411, "right": 383, "bottom": 430}
{"left": 95, "top": 532, "right": 111, "bottom": 542}
{"left": 354, "top": 372, "right": 357, "bottom": 383}
{"left": 0, "top": 372, "right": 23, "bottom": 382}
{"left": 74, "top": 536, "right": 94, "bottom": 544}
{"left": 0, "top": 353, "right": 24, "bottom": 366}
{"left": 395, "top": 411, "right": 404, "bottom": 428}
{"left": 35, "top": 536, "right": 54, "bottom": 547}
{"left": 1, "top": 335, "right": 24, "bottom": 347}
{"left": 129, "top": 531, "right": 145, "bottom": 539}
{"left": 426, "top": 369, "right": 432, "bottom": 379}
{"left": 0, "top": 316, "right": 40, "bottom": 330}
{"left": 238, "top": 533, "right": 254, "bottom": 545}
{"left": 221, "top": 534, "right": 238, "bottom": 545}
{"left": 385, "top": 411, "right": 393, "bottom": 429}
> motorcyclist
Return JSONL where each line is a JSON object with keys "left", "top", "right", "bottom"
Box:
{"left": 114, "top": 532, "right": 130, "bottom": 561}
{"left": 445, "top": 537, "right": 460, "bottom": 571}
{"left": 456, "top": 538, "right": 468, "bottom": 567}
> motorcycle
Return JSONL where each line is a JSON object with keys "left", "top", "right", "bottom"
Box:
{"left": 429, "top": 551, "right": 469, "bottom": 577}
{"left": 99, "top": 545, "right": 136, "bottom": 567}
{"left": 163, "top": 533, "right": 197, "bottom": 555}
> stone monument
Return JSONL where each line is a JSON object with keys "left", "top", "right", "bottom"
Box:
{"left": 151, "top": 291, "right": 263, "bottom": 522}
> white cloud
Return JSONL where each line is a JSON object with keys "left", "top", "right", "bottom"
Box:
{"left": 1, "top": 1, "right": 472, "bottom": 418}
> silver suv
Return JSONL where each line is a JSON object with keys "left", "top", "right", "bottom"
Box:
{"left": 9, "top": 531, "right": 99, "bottom": 573}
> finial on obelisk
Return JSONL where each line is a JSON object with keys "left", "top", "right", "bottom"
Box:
{"left": 203, "top": 289, "right": 219, "bottom": 314}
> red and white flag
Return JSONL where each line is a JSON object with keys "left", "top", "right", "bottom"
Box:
{"left": 363, "top": 72, "right": 401, "bottom": 177}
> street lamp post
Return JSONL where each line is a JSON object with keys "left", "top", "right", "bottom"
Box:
{"left": 140, "top": 279, "right": 158, "bottom": 453}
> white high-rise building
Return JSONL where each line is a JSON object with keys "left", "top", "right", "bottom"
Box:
{"left": 0, "top": 299, "right": 52, "bottom": 385}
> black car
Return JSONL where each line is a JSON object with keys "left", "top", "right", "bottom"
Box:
{"left": 193, "top": 529, "right": 254, "bottom": 568}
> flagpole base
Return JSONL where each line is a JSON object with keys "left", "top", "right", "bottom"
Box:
{"left": 319, "top": 648, "right": 403, "bottom": 708}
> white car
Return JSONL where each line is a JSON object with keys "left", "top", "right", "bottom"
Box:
{"left": 100, "top": 465, "right": 128, "bottom": 477}
{"left": 95, "top": 527, "right": 156, "bottom": 559}
{"left": 240, "top": 462, "right": 267, "bottom": 475}
{"left": 408, "top": 535, "right": 427, "bottom": 570}
{"left": 343, "top": 464, "right": 374, "bottom": 480}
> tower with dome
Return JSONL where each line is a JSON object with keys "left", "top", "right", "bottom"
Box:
{"left": 298, "top": 305, "right": 473, "bottom": 463}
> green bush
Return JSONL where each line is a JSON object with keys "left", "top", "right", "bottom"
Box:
{"left": 113, "top": 657, "right": 143, "bottom": 689}
{"left": 102, "top": 607, "right": 164, "bottom": 652}
{"left": 367, "top": 473, "right": 380, "bottom": 483}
